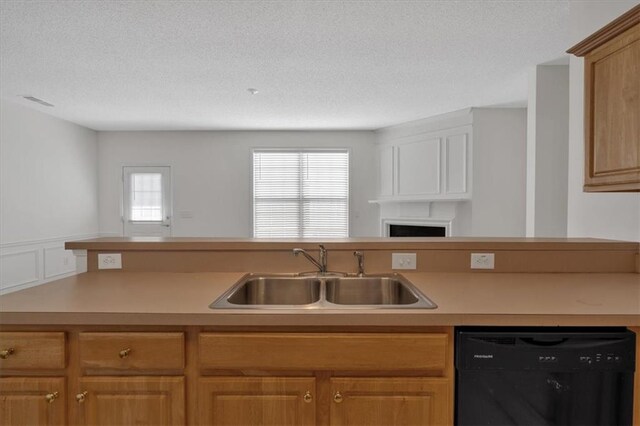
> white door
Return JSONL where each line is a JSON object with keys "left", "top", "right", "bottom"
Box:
{"left": 123, "top": 166, "right": 172, "bottom": 237}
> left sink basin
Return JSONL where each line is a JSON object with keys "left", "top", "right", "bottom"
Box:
{"left": 210, "top": 274, "right": 322, "bottom": 308}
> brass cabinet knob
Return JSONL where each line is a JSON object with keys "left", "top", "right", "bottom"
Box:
{"left": 119, "top": 348, "right": 131, "bottom": 359}
{"left": 0, "top": 348, "right": 15, "bottom": 359}
{"left": 76, "top": 391, "right": 88, "bottom": 403}
{"left": 303, "top": 391, "right": 312, "bottom": 403}
{"left": 333, "top": 391, "right": 343, "bottom": 403}
{"left": 45, "top": 392, "right": 59, "bottom": 404}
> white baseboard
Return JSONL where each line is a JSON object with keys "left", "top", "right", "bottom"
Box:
{"left": 0, "top": 233, "right": 100, "bottom": 295}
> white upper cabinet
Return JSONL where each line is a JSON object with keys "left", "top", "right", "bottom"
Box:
{"left": 374, "top": 125, "right": 472, "bottom": 202}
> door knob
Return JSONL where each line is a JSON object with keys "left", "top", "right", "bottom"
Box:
{"left": 76, "top": 391, "right": 88, "bottom": 403}
{"left": 333, "top": 391, "right": 343, "bottom": 403}
{"left": 0, "top": 348, "right": 15, "bottom": 359}
{"left": 45, "top": 392, "right": 59, "bottom": 404}
{"left": 303, "top": 391, "right": 312, "bottom": 403}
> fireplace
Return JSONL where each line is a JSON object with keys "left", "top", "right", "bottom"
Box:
{"left": 381, "top": 218, "right": 451, "bottom": 237}
{"left": 389, "top": 224, "right": 446, "bottom": 237}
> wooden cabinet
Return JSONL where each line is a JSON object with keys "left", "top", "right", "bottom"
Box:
{"left": 329, "top": 378, "right": 452, "bottom": 426}
{"left": 78, "top": 332, "right": 185, "bottom": 370}
{"left": 200, "top": 330, "right": 453, "bottom": 425}
{"left": 198, "top": 377, "right": 315, "bottom": 426}
{"left": 568, "top": 5, "right": 640, "bottom": 192}
{"left": 76, "top": 377, "right": 184, "bottom": 425}
{"left": 375, "top": 126, "right": 471, "bottom": 202}
{"left": 0, "top": 332, "right": 65, "bottom": 370}
{"left": 0, "top": 327, "right": 453, "bottom": 426}
{"left": 0, "top": 332, "right": 66, "bottom": 425}
{"left": 0, "top": 377, "right": 66, "bottom": 425}
{"left": 76, "top": 332, "right": 185, "bottom": 425}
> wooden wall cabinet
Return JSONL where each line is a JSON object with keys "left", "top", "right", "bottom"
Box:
{"left": 568, "top": 5, "right": 640, "bottom": 192}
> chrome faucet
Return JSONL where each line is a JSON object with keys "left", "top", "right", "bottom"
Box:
{"left": 293, "top": 245, "right": 327, "bottom": 274}
{"left": 353, "top": 251, "right": 365, "bottom": 276}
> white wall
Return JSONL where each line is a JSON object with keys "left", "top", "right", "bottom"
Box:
{"left": 98, "top": 131, "right": 379, "bottom": 237}
{"left": 0, "top": 99, "right": 98, "bottom": 293}
{"left": 469, "top": 108, "right": 527, "bottom": 237}
{"left": 526, "top": 64, "right": 570, "bottom": 237}
{"left": 567, "top": 1, "right": 640, "bottom": 242}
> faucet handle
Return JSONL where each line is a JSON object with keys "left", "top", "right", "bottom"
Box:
{"left": 353, "top": 251, "right": 365, "bottom": 276}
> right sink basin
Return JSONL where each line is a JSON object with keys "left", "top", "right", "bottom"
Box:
{"left": 324, "top": 274, "right": 437, "bottom": 309}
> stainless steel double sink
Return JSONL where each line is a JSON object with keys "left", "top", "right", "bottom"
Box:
{"left": 209, "top": 273, "right": 437, "bottom": 309}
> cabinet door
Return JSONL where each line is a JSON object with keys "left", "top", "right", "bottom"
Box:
{"left": 397, "top": 137, "right": 441, "bottom": 196}
{"left": 583, "top": 23, "right": 640, "bottom": 191}
{"left": 198, "top": 377, "right": 315, "bottom": 426}
{"left": 0, "top": 377, "right": 66, "bottom": 426}
{"left": 443, "top": 131, "right": 469, "bottom": 196}
{"left": 329, "top": 378, "right": 452, "bottom": 426}
{"left": 77, "top": 376, "right": 184, "bottom": 426}
{"left": 378, "top": 145, "right": 394, "bottom": 197}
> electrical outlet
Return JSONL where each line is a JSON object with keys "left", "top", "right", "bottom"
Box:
{"left": 471, "top": 253, "right": 495, "bottom": 270}
{"left": 392, "top": 253, "right": 417, "bottom": 270}
{"left": 98, "top": 253, "right": 122, "bottom": 270}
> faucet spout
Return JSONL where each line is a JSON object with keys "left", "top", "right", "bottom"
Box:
{"left": 293, "top": 245, "right": 327, "bottom": 274}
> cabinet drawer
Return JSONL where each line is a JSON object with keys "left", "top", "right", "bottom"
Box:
{"left": 199, "top": 333, "right": 448, "bottom": 371}
{"left": 0, "top": 332, "right": 65, "bottom": 370}
{"left": 79, "top": 332, "right": 184, "bottom": 371}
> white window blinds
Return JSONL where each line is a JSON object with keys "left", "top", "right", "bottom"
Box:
{"left": 253, "top": 150, "right": 349, "bottom": 238}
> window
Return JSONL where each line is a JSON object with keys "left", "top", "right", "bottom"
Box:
{"left": 253, "top": 150, "right": 349, "bottom": 238}
{"left": 122, "top": 166, "right": 172, "bottom": 237}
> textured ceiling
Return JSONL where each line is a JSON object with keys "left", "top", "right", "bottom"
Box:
{"left": 1, "top": 1, "right": 569, "bottom": 130}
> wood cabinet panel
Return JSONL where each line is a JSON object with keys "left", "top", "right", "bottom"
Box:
{"left": 79, "top": 332, "right": 184, "bottom": 371}
{"left": 198, "top": 377, "right": 315, "bottom": 426}
{"left": 569, "top": 6, "right": 640, "bottom": 192}
{"left": 0, "top": 377, "right": 66, "bottom": 425}
{"left": 77, "top": 376, "right": 184, "bottom": 426}
{"left": 0, "top": 332, "right": 65, "bottom": 370}
{"left": 329, "top": 377, "right": 452, "bottom": 426}
{"left": 199, "top": 332, "right": 448, "bottom": 371}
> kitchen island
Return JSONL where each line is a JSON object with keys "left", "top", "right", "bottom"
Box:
{"left": 0, "top": 237, "right": 638, "bottom": 425}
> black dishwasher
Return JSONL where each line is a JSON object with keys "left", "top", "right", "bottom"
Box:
{"left": 455, "top": 327, "right": 636, "bottom": 426}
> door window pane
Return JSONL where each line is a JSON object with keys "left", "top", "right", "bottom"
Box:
{"left": 130, "top": 173, "right": 163, "bottom": 221}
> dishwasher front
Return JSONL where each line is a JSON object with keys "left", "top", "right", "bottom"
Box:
{"left": 455, "top": 327, "right": 636, "bottom": 426}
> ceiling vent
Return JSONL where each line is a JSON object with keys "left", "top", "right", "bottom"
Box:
{"left": 22, "top": 96, "right": 54, "bottom": 107}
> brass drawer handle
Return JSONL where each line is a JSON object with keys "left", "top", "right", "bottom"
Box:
{"left": 0, "top": 348, "right": 15, "bottom": 359}
{"left": 119, "top": 348, "right": 131, "bottom": 359}
{"left": 76, "top": 391, "right": 88, "bottom": 403}
{"left": 303, "top": 391, "right": 312, "bottom": 403}
{"left": 333, "top": 391, "right": 343, "bottom": 403}
{"left": 45, "top": 392, "right": 59, "bottom": 404}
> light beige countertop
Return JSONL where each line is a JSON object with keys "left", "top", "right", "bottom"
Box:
{"left": 1, "top": 271, "right": 638, "bottom": 327}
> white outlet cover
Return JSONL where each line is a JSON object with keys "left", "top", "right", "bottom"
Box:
{"left": 392, "top": 253, "right": 417, "bottom": 270}
{"left": 98, "top": 253, "right": 122, "bottom": 270}
{"left": 470, "top": 253, "right": 495, "bottom": 270}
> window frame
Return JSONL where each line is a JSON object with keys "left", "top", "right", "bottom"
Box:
{"left": 251, "top": 148, "right": 351, "bottom": 238}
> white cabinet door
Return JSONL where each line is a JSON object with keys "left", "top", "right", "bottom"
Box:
{"left": 397, "top": 137, "right": 441, "bottom": 196}
{"left": 444, "top": 131, "right": 469, "bottom": 195}
{"left": 378, "top": 146, "right": 394, "bottom": 197}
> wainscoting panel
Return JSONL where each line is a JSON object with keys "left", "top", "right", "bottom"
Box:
{"left": 0, "top": 234, "right": 99, "bottom": 295}
{"left": 0, "top": 249, "right": 39, "bottom": 291}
